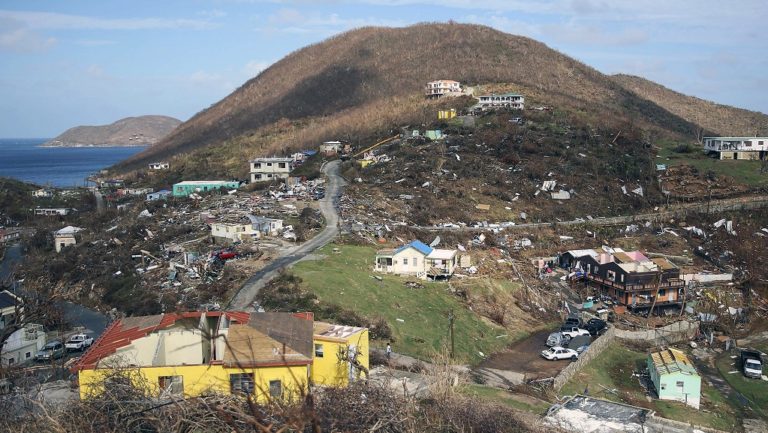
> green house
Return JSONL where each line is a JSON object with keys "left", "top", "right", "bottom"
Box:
{"left": 647, "top": 348, "right": 701, "bottom": 409}
{"left": 172, "top": 181, "right": 240, "bottom": 197}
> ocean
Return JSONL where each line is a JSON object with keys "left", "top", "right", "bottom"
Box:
{"left": 0, "top": 138, "right": 146, "bottom": 187}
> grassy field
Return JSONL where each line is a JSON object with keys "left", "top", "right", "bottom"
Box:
{"left": 461, "top": 384, "right": 551, "bottom": 414}
{"left": 292, "top": 243, "right": 524, "bottom": 363}
{"left": 561, "top": 343, "right": 739, "bottom": 430}
{"left": 656, "top": 140, "right": 768, "bottom": 187}
{"left": 715, "top": 352, "right": 768, "bottom": 419}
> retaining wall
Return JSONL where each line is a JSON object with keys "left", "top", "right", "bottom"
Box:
{"left": 553, "top": 327, "right": 616, "bottom": 390}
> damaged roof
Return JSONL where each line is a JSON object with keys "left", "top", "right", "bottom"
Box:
{"left": 649, "top": 348, "right": 698, "bottom": 376}
{"left": 395, "top": 240, "right": 433, "bottom": 256}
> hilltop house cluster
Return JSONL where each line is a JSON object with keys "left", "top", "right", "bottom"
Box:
{"left": 425, "top": 80, "right": 525, "bottom": 110}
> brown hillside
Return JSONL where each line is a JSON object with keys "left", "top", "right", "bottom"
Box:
{"left": 117, "top": 23, "right": 711, "bottom": 171}
{"left": 612, "top": 74, "right": 768, "bottom": 137}
{"left": 44, "top": 115, "right": 181, "bottom": 147}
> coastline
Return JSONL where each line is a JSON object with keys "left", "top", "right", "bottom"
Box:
{"left": 38, "top": 143, "right": 153, "bottom": 148}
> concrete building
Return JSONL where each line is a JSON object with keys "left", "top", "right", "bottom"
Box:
{"left": 34, "top": 208, "right": 72, "bottom": 216}
{"left": 172, "top": 181, "right": 240, "bottom": 197}
{"left": 647, "top": 348, "right": 701, "bottom": 409}
{"left": 248, "top": 216, "right": 283, "bottom": 236}
{"left": 54, "top": 226, "right": 83, "bottom": 253}
{"left": 32, "top": 189, "right": 53, "bottom": 198}
{"left": 703, "top": 136, "right": 768, "bottom": 160}
{"left": 211, "top": 222, "right": 257, "bottom": 244}
{"left": 425, "top": 80, "right": 462, "bottom": 98}
{"left": 75, "top": 311, "right": 368, "bottom": 401}
{"left": 1, "top": 324, "right": 46, "bottom": 366}
{"left": 148, "top": 162, "right": 170, "bottom": 170}
{"left": 249, "top": 157, "right": 293, "bottom": 183}
{"left": 146, "top": 190, "right": 172, "bottom": 201}
{"left": 0, "top": 227, "right": 22, "bottom": 244}
{"left": 476, "top": 93, "right": 525, "bottom": 110}
{"left": 319, "top": 141, "right": 342, "bottom": 156}
{"left": 0, "top": 290, "right": 22, "bottom": 331}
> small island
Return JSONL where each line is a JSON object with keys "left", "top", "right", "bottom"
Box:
{"left": 42, "top": 115, "right": 181, "bottom": 147}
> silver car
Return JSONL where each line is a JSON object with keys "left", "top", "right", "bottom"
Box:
{"left": 36, "top": 341, "right": 65, "bottom": 361}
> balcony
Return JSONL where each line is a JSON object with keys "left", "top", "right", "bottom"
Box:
{"left": 584, "top": 274, "right": 684, "bottom": 292}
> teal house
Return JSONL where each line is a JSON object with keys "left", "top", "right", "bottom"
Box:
{"left": 647, "top": 348, "right": 701, "bottom": 409}
{"left": 172, "top": 181, "right": 240, "bottom": 197}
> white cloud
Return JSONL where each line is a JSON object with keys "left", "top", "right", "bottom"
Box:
{"left": 75, "top": 39, "right": 117, "bottom": 46}
{"left": 0, "top": 16, "right": 56, "bottom": 52}
{"left": 259, "top": 8, "right": 407, "bottom": 34}
{"left": 243, "top": 60, "right": 271, "bottom": 77}
{"left": 0, "top": 10, "right": 217, "bottom": 31}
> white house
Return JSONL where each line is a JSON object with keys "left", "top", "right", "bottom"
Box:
{"left": 210, "top": 222, "right": 257, "bottom": 244}
{"left": 34, "top": 208, "right": 71, "bottom": 216}
{"left": 1, "top": 324, "right": 46, "bottom": 366}
{"left": 703, "top": 136, "right": 768, "bottom": 160}
{"left": 476, "top": 93, "right": 525, "bottom": 110}
{"left": 319, "top": 141, "right": 342, "bottom": 156}
{"left": 54, "top": 226, "right": 83, "bottom": 253}
{"left": 148, "top": 162, "right": 170, "bottom": 170}
{"left": 249, "top": 157, "right": 293, "bottom": 183}
{"left": 0, "top": 290, "right": 22, "bottom": 331}
{"left": 32, "top": 189, "right": 53, "bottom": 198}
{"left": 248, "top": 215, "right": 283, "bottom": 236}
{"left": 425, "top": 80, "right": 462, "bottom": 98}
{"left": 375, "top": 240, "right": 458, "bottom": 280}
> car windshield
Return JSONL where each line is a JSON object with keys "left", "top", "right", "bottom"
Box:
{"left": 746, "top": 360, "right": 761, "bottom": 367}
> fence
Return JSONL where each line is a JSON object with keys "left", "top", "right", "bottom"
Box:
{"left": 552, "top": 320, "right": 700, "bottom": 391}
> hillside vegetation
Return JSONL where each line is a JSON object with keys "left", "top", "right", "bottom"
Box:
{"left": 44, "top": 115, "right": 181, "bottom": 147}
{"left": 612, "top": 74, "right": 768, "bottom": 137}
{"left": 113, "top": 22, "right": 767, "bottom": 173}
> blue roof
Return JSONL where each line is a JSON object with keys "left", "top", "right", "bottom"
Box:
{"left": 395, "top": 240, "right": 433, "bottom": 255}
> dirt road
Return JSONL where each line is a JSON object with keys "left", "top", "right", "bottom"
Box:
{"left": 227, "top": 160, "right": 346, "bottom": 310}
{"left": 478, "top": 329, "right": 572, "bottom": 381}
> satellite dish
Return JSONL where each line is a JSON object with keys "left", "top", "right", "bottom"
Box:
{"left": 429, "top": 236, "right": 441, "bottom": 247}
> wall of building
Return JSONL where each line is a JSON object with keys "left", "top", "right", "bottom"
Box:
{"left": 391, "top": 248, "right": 427, "bottom": 277}
{"left": 310, "top": 330, "right": 369, "bottom": 387}
{"left": 79, "top": 364, "right": 310, "bottom": 402}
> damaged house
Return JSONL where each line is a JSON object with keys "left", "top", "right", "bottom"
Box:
{"left": 249, "top": 157, "right": 293, "bottom": 183}
{"left": 561, "top": 248, "right": 685, "bottom": 311}
{"left": 74, "top": 311, "right": 368, "bottom": 401}
{"left": 374, "top": 240, "right": 458, "bottom": 280}
{"left": 54, "top": 226, "right": 83, "bottom": 253}
{"left": 703, "top": 136, "right": 768, "bottom": 160}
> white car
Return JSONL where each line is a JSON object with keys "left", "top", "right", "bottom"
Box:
{"left": 541, "top": 346, "right": 579, "bottom": 361}
{"left": 65, "top": 333, "right": 94, "bottom": 351}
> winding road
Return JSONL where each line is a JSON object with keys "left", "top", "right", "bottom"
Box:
{"left": 227, "top": 160, "right": 346, "bottom": 310}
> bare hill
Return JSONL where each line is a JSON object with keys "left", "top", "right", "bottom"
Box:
{"left": 118, "top": 23, "right": 733, "bottom": 171}
{"left": 611, "top": 74, "right": 768, "bottom": 137}
{"left": 44, "top": 115, "right": 181, "bottom": 147}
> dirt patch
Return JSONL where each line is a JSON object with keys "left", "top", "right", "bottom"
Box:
{"left": 479, "top": 329, "right": 571, "bottom": 380}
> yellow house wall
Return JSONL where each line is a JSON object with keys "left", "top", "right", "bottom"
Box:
{"left": 391, "top": 248, "right": 426, "bottom": 276}
{"left": 79, "top": 364, "right": 309, "bottom": 402}
{"left": 310, "top": 329, "right": 369, "bottom": 387}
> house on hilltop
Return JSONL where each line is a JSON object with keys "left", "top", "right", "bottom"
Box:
{"left": 375, "top": 240, "right": 459, "bottom": 280}
{"left": 425, "top": 80, "right": 462, "bottom": 98}
{"left": 703, "top": 136, "right": 768, "bottom": 160}
{"left": 560, "top": 248, "right": 685, "bottom": 312}
{"left": 475, "top": 93, "right": 525, "bottom": 110}
{"left": 647, "top": 348, "right": 701, "bottom": 409}
{"left": 74, "top": 311, "right": 368, "bottom": 401}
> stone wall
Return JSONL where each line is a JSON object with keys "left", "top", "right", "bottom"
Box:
{"left": 553, "top": 327, "right": 616, "bottom": 390}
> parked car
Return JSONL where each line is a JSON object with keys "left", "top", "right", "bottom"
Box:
{"left": 563, "top": 315, "right": 583, "bottom": 328}
{"left": 65, "top": 333, "right": 94, "bottom": 351}
{"left": 575, "top": 344, "right": 590, "bottom": 354}
{"left": 585, "top": 319, "right": 608, "bottom": 336}
{"left": 560, "top": 326, "right": 591, "bottom": 339}
{"left": 541, "top": 346, "right": 579, "bottom": 361}
{"left": 36, "top": 341, "right": 65, "bottom": 361}
{"left": 546, "top": 332, "right": 570, "bottom": 347}
{"left": 740, "top": 349, "right": 764, "bottom": 379}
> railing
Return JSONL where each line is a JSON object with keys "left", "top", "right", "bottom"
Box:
{"left": 584, "top": 274, "right": 684, "bottom": 292}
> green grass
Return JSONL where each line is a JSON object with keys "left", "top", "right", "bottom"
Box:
{"left": 292, "top": 243, "right": 517, "bottom": 363}
{"left": 461, "top": 384, "right": 551, "bottom": 414}
{"left": 561, "top": 343, "right": 739, "bottom": 430}
{"left": 716, "top": 353, "right": 768, "bottom": 419}
{"left": 656, "top": 140, "right": 768, "bottom": 187}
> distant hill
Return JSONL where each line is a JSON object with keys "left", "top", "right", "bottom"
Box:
{"left": 43, "top": 115, "right": 181, "bottom": 147}
{"left": 611, "top": 74, "right": 768, "bottom": 137}
{"left": 114, "top": 23, "right": 768, "bottom": 172}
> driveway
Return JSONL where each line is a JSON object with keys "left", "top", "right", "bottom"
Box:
{"left": 227, "top": 160, "right": 346, "bottom": 310}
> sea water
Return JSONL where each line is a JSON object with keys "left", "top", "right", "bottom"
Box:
{"left": 0, "top": 138, "right": 146, "bottom": 187}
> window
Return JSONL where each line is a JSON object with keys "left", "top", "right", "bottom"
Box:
{"left": 278, "top": 163, "right": 286, "bottom": 168}
{"left": 658, "top": 289, "right": 666, "bottom": 297}
{"left": 676, "top": 381, "right": 684, "bottom": 387}
{"left": 267, "top": 163, "right": 273, "bottom": 167}
{"left": 269, "top": 380, "right": 282, "bottom": 398}
{"left": 254, "top": 174, "right": 262, "bottom": 180}
{"left": 315, "top": 343, "right": 324, "bottom": 358}
{"left": 158, "top": 376, "right": 184, "bottom": 396}
{"left": 661, "top": 384, "right": 666, "bottom": 390}
{"left": 403, "top": 258, "right": 408, "bottom": 265}
{"left": 25, "top": 352, "right": 31, "bottom": 359}
{"left": 7, "top": 358, "right": 14, "bottom": 365}
{"left": 230, "top": 373, "right": 255, "bottom": 394}
{"left": 607, "top": 270, "right": 616, "bottom": 281}
{"left": 254, "top": 163, "right": 262, "bottom": 169}
{"left": 413, "top": 258, "right": 418, "bottom": 267}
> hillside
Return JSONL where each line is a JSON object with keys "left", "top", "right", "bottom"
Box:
{"left": 43, "top": 115, "right": 181, "bottom": 147}
{"left": 612, "top": 74, "right": 768, "bottom": 137}
{"left": 116, "top": 23, "right": 733, "bottom": 171}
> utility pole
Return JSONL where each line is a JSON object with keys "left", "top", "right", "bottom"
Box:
{"left": 448, "top": 309, "right": 455, "bottom": 358}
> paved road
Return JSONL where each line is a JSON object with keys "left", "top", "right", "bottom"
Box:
{"left": 227, "top": 160, "right": 346, "bottom": 310}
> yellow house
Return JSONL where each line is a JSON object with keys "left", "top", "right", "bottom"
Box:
{"left": 438, "top": 109, "right": 457, "bottom": 120}
{"left": 74, "top": 311, "right": 368, "bottom": 401}
{"left": 311, "top": 322, "right": 368, "bottom": 387}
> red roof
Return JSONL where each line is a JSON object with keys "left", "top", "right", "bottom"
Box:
{"left": 72, "top": 311, "right": 249, "bottom": 372}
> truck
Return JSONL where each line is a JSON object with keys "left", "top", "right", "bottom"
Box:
{"left": 559, "top": 326, "right": 591, "bottom": 339}
{"left": 740, "top": 349, "right": 764, "bottom": 379}
{"left": 65, "top": 333, "right": 94, "bottom": 352}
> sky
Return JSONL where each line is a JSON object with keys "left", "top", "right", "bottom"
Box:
{"left": 0, "top": 0, "right": 765, "bottom": 137}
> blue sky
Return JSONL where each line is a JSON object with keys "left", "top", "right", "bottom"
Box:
{"left": 0, "top": 0, "right": 765, "bottom": 137}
